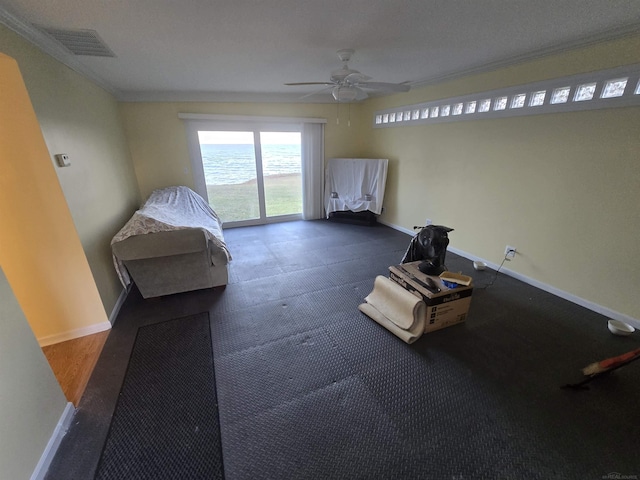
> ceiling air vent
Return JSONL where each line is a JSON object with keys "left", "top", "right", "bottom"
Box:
{"left": 39, "top": 27, "right": 116, "bottom": 57}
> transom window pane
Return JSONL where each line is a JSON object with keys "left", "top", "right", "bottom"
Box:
{"left": 529, "top": 90, "right": 546, "bottom": 106}
{"left": 465, "top": 101, "right": 477, "bottom": 114}
{"left": 440, "top": 105, "right": 450, "bottom": 116}
{"left": 430, "top": 106, "right": 439, "bottom": 118}
{"left": 453, "top": 103, "right": 463, "bottom": 115}
{"left": 574, "top": 83, "right": 597, "bottom": 101}
{"left": 494, "top": 97, "right": 508, "bottom": 110}
{"left": 478, "top": 99, "right": 491, "bottom": 112}
{"left": 510, "top": 94, "right": 526, "bottom": 108}
{"left": 551, "top": 86, "right": 571, "bottom": 104}
{"left": 601, "top": 78, "right": 628, "bottom": 98}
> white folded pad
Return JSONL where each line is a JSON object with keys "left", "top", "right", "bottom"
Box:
{"left": 358, "top": 275, "right": 425, "bottom": 344}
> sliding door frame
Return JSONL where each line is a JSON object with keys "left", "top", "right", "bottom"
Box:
{"left": 181, "top": 114, "right": 327, "bottom": 227}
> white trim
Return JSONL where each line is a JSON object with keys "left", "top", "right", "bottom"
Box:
{"left": 108, "top": 287, "right": 129, "bottom": 325}
{"left": 37, "top": 321, "right": 111, "bottom": 347}
{"left": 378, "top": 219, "right": 640, "bottom": 329}
{"left": 0, "top": 6, "right": 117, "bottom": 96}
{"left": 30, "top": 402, "right": 75, "bottom": 480}
{"left": 410, "top": 23, "right": 640, "bottom": 89}
{"left": 223, "top": 213, "right": 302, "bottom": 229}
{"left": 178, "top": 113, "right": 327, "bottom": 124}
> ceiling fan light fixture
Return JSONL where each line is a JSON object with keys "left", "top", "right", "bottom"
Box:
{"left": 332, "top": 86, "right": 359, "bottom": 102}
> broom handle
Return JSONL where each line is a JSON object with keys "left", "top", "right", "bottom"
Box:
{"left": 599, "top": 347, "right": 640, "bottom": 370}
{"left": 563, "top": 348, "right": 640, "bottom": 390}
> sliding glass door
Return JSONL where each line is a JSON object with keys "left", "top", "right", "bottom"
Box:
{"left": 198, "top": 131, "right": 261, "bottom": 223}
{"left": 194, "top": 126, "right": 302, "bottom": 227}
{"left": 261, "top": 132, "right": 302, "bottom": 217}
{"left": 182, "top": 114, "right": 325, "bottom": 226}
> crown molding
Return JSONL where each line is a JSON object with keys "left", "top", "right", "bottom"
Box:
{"left": 410, "top": 22, "right": 640, "bottom": 89}
{"left": 3, "top": 3, "right": 639, "bottom": 103}
{"left": 0, "top": 5, "right": 118, "bottom": 95}
{"left": 117, "top": 90, "right": 336, "bottom": 103}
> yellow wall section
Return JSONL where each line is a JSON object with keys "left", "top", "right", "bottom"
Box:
{"left": 0, "top": 53, "right": 109, "bottom": 341}
{"left": 360, "top": 35, "right": 640, "bottom": 320}
{"left": 0, "top": 23, "right": 141, "bottom": 317}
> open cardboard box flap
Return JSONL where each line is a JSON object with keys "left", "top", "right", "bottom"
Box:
{"left": 439, "top": 271, "right": 472, "bottom": 286}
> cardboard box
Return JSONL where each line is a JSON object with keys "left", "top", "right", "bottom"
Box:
{"left": 388, "top": 261, "right": 473, "bottom": 333}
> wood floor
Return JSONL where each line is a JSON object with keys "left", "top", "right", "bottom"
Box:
{"left": 42, "top": 330, "right": 110, "bottom": 406}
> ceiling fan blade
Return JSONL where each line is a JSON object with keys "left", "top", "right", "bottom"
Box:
{"left": 299, "top": 85, "right": 334, "bottom": 100}
{"left": 285, "top": 82, "right": 335, "bottom": 86}
{"left": 356, "top": 81, "right": 411, "bottom": 92}
{"left": 354, "top": 87, "right": 369, "bottom": 101}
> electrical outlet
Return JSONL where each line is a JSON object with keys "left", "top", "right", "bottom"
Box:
{"left": 425, "top": 218, "right": 433, "bottom": 226}
{"left": 505, "top": 245, "right": 516, "bottom": 259}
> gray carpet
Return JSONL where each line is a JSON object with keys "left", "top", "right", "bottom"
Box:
{"left": 45, "top": 220, "right": 639, "bottom": 479}
{"left": 213, "top": 220, "right": 640, "bottom": 479}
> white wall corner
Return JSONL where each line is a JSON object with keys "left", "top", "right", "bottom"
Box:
{"left": 30, "top": 402, "right": 75, "bottom": 480}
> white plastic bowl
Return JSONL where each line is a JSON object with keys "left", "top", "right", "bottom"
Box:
{"left": 607, "top": 319, "right": 635, "bottom": 336}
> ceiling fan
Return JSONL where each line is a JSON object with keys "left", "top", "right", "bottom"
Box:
{"left": 285, "top": 49, "right": 411, "bottom": 102}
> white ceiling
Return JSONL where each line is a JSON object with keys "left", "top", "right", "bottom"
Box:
{"left": 1, "top": 0, "right": 640, "bottom": 103}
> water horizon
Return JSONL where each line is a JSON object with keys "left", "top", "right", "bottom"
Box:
{"left": 200, "top": 143, "right": 301, "bottom": 185}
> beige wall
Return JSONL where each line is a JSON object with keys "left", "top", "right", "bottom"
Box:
{"left": 0, "top": 266, "right": 67, "bottom": 479}
{"left": 119, "top": 36, "right": 640, "bottom": 322}
{"left": 119, "top": 101, "right": 362, "bottom": 200}
{"left": 360, "top": 35, "right": 640, "bottom": 321}
{"left": 0, "top": 24, "right": 141, "bottom": 322}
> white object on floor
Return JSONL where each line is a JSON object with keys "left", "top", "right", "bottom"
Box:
{"left": 473, "top": 261, "right": 487, "bottom": 271}
{"left": 607, "top": 319, "right": 635, "bottom": 336}
{"left": 324, "top": 158, "right": 388, "bottom": 217}
{"left": 358, "top": 275, "right": 425, "bottom": 344}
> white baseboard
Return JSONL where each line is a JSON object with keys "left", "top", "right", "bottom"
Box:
{"left": 37, "top": 321, "right": 111, "bottom": 347}
{"left": 379, "top": 219, "right": 640, "bottom": 329}
{"left": 30, "top": 402, "right": 75, "bottom": 480}
{"left": 37, "top": 287, "right": 128, "bottom": 347}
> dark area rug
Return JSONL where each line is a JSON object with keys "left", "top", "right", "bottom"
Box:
{"left": 94, "top": 313, "right": 223, "bottom": 480}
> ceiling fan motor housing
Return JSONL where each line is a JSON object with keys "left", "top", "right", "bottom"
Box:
{"left": 331, "top": 65, "right": 360, "bottom": 83}
{"left": 336, "top": 48, "right": 354, "bottom": 62}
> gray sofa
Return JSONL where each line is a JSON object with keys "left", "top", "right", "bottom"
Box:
{"left": 111, "top": 229, "right": 229, "bottom": 298}
{"left": 111, "top": 186, "right": 231, "bottom": 299}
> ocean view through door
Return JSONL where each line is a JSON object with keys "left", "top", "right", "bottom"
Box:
{"left": 197, "top": 130, "right": 302, "bottom": 226}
